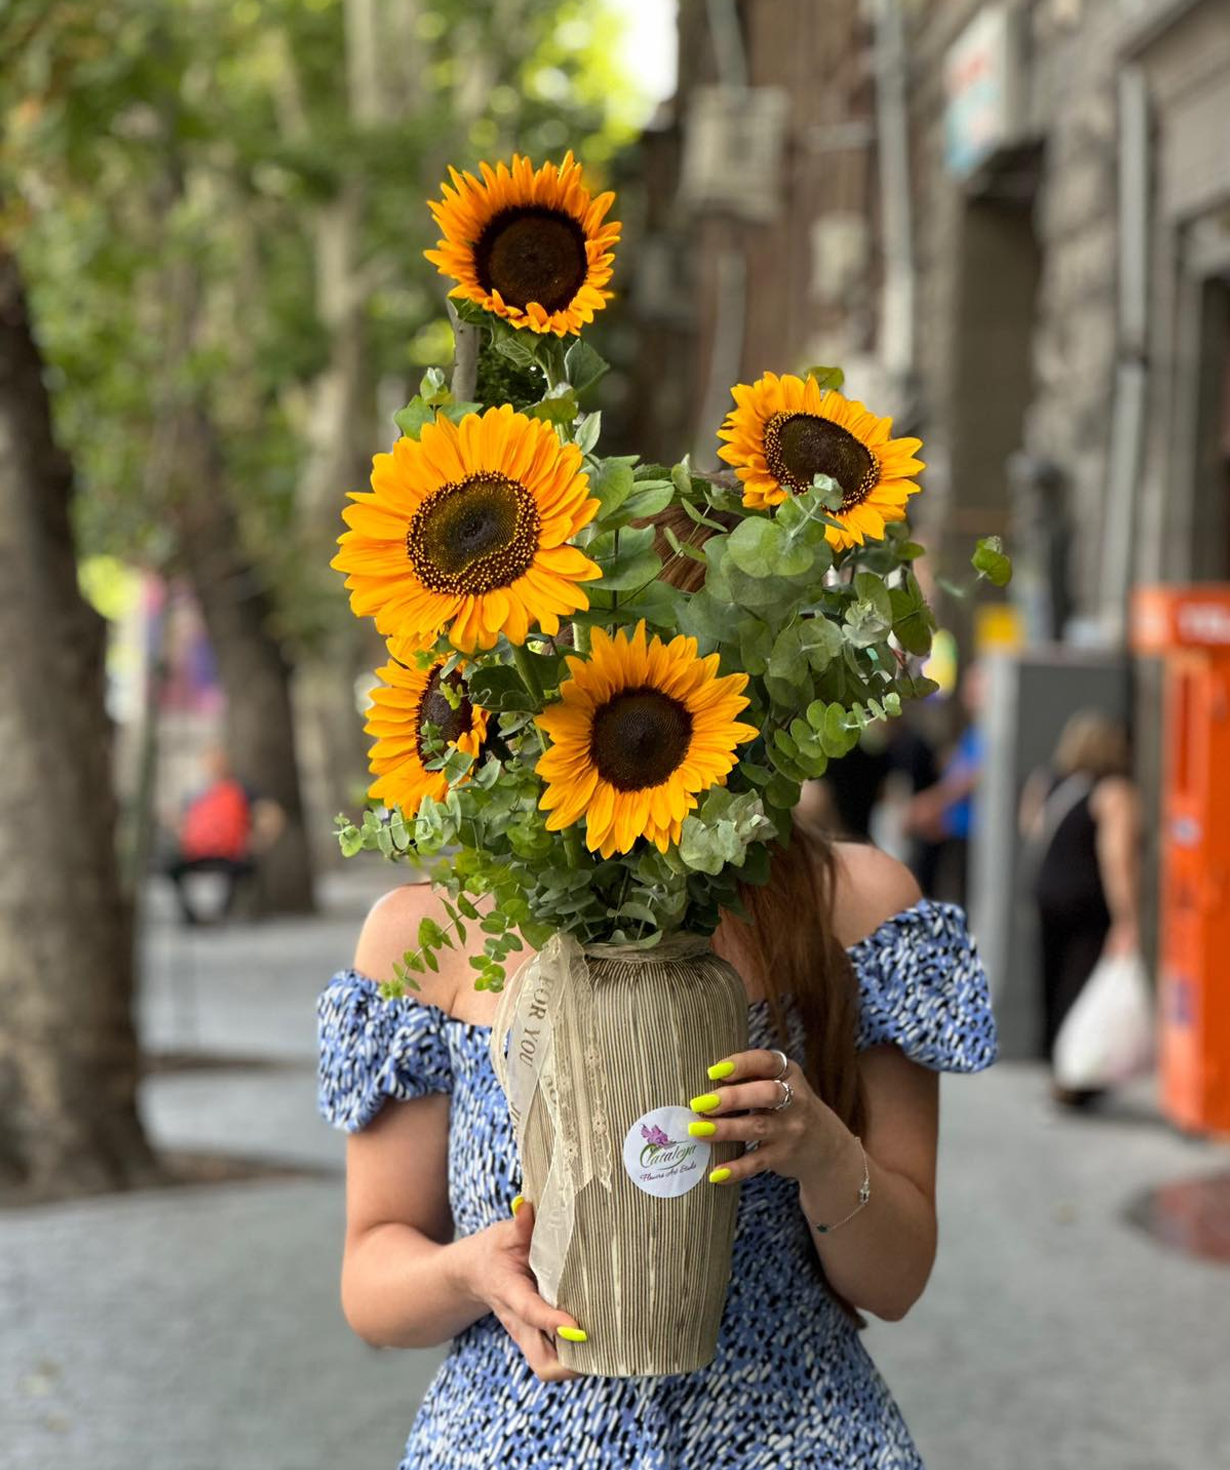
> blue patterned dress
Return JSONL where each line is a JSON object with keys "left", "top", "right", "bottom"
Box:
{"left": 318, "top": 898, "right": 996, "bottom": 1470}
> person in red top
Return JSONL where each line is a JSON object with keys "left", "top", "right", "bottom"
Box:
{"left": 165, "top": 747, "right": 258, "bottom": 924}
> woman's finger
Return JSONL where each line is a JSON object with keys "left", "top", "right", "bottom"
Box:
{"left": 503, "top": 1273, "right": 586, "bottom": 1341}
{"left": 690, "top": 1078, "right": 796, "bottom": 1115}
{"left": 690, "top": 1111, "right": 800, "bottom": 1146}
{"left": 522, "top": 1331, "right": 581, "bottom": 1383}
{"left": 506, "top": 1321, "right": 579, "bottom": 1383}
{"left": 709, "top": 1141, "right": 777, "bottom": 1185}
{"left": 701, "top": 1048, "right": 797, "bottom": 1085}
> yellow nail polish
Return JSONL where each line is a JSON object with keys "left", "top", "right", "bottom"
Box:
{"left": 556, "top": 1325, "right": 588, "bottom": 1343}
{"left": 709, "top": 1167, "right": 732, "bottom": 1184}
{"left": 690, "top": 1092, "right": 721, "bottom": 1113}
{"left": 511, "top": 1194, "right": 525, "bottom": 1216}
{"left": 688, "top": 1120, "right": 717, "bottom": 1138}
{"left": 707, "top": 1059, "right": 736, "bottom": 1081}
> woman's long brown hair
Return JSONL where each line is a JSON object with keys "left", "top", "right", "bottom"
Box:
{"left": 650, "top": 504, "right": 869, "bottom": 1311}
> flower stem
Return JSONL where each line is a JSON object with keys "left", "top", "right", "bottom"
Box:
{"left": 563, "top": 825, "right": 583, "bottom": 871}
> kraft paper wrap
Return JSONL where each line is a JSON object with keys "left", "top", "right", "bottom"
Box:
{"left": 490, "top": 931, "right": 749, "bottom": 1377}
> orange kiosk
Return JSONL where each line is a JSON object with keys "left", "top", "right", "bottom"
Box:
{"left": 1133, "top": 585, "right": 1230, "bottom": 1138}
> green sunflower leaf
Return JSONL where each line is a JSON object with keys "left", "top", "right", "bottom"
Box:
{"left": 564, "top": 339, "right": 610, "bottom": 394}
{"left": 739, "top": 617, "right": 775, "bottom": 676}
{"left": 527, "top": 384, "right": 579, "bottom": 425}
{"left": 678, "top": 588, "right": 729, "bottom": 643}
{"left": 889, "top": 572, "right": 934, "bottom": 656}
{"left": 588, "top": 525, "right": 661, "bottom": 591}
{"left": 467, "top": 665, "right": 541, "bottom": 713}
{"left": 437, "top": 400, "right": 482, "bottom": 424}
{"left": 491, "top": 329, "right": 545, "bottom": 369}
{"left": 617, "top": 576, "right": 687, "bottom": 629}
{"left": 972, "top": 535, "right": 1013, "bottom": 587}
{"left": 419, "top": 367, "right": 452, "bottom": 406}
{"left": 804, "top": 365, "right": 845, "bottom": 393}
{"left": 590, "top": 457, "right": 636, "bottom": 517}
{"left": 574, "top": 411, "right": 602, "bottom": 454}
{"left": 614, "top": 481, "right": 675, "bottom": 524}
{"left": 393, "top": 397, "right": 434, "bottom": 439}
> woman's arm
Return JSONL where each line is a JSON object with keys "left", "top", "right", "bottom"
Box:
{"left": 795, "top": 1046, "right": 937, "bottom": 1320}
{"left": 1092, "top": 776, "right": 1141, "bottom": 953}
{"left": 336, "top": 886, "right": 583, "bottom": 1379}
{"left": 811, "top": 847, "right": 937, "bottom": 1318}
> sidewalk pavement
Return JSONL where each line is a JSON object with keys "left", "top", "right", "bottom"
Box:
{"left": 2, "top": 862, "right": 1228, "bottom": 1469}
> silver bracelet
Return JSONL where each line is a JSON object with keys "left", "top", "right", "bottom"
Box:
{"left": 809, "top": 1134, "right": 871, "bottom": 1235}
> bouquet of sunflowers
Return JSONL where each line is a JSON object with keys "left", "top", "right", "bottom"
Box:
{"left": 329, "top": 151, "right": 1012, "bottom": 1378}
{"left": 329, "top": 151, "right": 987, "bottom": 996}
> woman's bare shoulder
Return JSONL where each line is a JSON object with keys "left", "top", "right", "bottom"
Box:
{"left": 352, "top": 881, "right": 464, "bottom": 1010}
{"left": 829, "top": 840, "right": 923, "bottom": 950}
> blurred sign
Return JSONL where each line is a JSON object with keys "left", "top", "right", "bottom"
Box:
{"left": 944, "top": 5, "right": 1029, "bottom": 179}
{"left": 1132, "top": 584, "right": 1230, "bottom": 650}
{"left": 974, "top": 601, "right": 1025, "bottom": 651}
{"left": 680, "top": 86, "right": 788, "bottom": 222}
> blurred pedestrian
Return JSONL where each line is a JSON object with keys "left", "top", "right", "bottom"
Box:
{"left": 1019, "top": 711, "right": 1140, "bottom": 1108}
{"left": 163, "top": 746, "right": 283, "bottom": 924}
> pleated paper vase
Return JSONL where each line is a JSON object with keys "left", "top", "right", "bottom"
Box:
{"left": 492, "top": 932, "right": 749, "bottom": 1377}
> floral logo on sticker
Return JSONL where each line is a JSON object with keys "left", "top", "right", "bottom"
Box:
{"left": 624, "top": 1106, "right": 709, "bottom": 1198}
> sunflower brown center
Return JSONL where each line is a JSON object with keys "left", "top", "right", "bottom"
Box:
{"left": 415, "top": 667, "right": 476, "bottom": 762}
{"left": 762, "top": 411, "right": 880, "bottom": 508}
{"left": 589, "top": 686, "right": 694, "bottom": 792}
{"left": 474, "top": 206, "right": 589, "bottom": 314}
{"left": 407, "top": 472, "right": 541, "bottom": 595}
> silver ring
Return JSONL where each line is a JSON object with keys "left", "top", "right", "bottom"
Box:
{"left": 769, "top": 1049, "right": 790, "bottom": 1080}
{"left": 770, "top": 1079, "right": 794, "bottom": 1111}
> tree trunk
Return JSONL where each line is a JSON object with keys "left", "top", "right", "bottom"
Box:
{"left": 171, "top": 408, "right": 316, "bottom": 916}
{"left": 0, "top": 248, "right": 162, "bottom": 1198}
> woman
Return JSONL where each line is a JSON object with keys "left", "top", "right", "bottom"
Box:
{"left": 1020, "top": 710, "right": 1140, "bottom": 1106}
{"left": 317, "top": 512, "right": 998, "bottom": 1468}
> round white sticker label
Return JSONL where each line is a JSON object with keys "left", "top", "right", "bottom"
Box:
{"left": 621, "top": 1105, "right": 710, "bottom": 1199}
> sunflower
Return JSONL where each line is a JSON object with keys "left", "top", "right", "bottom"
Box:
{"left": 424, "top": 152, "right": 620, "bottom": 337}
{"left": 365, "top": 656, "right": 489, "bottom": 818}
{"left": 716, "top": 373, "right": 925, "bottom": 550}
{"left": 332, "top": 405, "right": 601, "bottom": 654}
{"left": 536, "top": 621, "right": 760, "bottom": 858}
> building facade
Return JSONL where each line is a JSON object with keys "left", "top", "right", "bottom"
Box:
{"left": 621, "top": 0, "right": 1230, "bottom": 1044}
{"left": 627, "top": 0, "right": 1230, "bottom": 637}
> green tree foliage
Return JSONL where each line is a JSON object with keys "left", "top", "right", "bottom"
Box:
{"left": 0, "top": 0, "right": 640, "bottom": 646}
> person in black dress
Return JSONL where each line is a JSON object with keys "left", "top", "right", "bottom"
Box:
{"left": 1020, "top": 712, "right": 1140, "bottom": 1107}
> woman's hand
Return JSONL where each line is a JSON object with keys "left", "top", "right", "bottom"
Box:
{"left": 688, "top": 1048, "right": 849, "bottom": 1186}
{"left": 454, "top": 1200, "right": 585, "bottom": 1383}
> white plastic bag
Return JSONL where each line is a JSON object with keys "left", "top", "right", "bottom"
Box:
{"left": 1052, "top": 950, "right": 1154, "bottom": 1090}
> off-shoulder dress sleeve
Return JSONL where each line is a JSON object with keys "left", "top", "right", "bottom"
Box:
{"left": 849, "top": 899, "right": 997, "bottom": 1072}
{"left": 317, "top": 968, "right": 454, "bottom": 1132}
